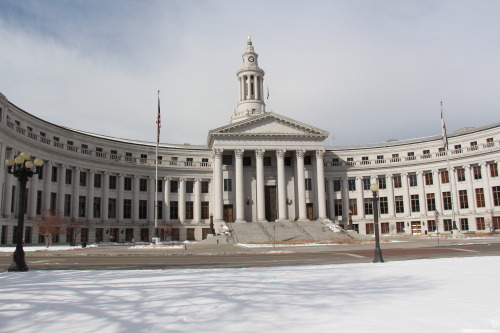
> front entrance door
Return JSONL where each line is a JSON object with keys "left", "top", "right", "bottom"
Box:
{"left": 306, "top": 203, "right": 314, "bottom": 220}
{"left": 265, "top": 186, "right": 277, "bottom": 222}
{"left": 224, "top": 204, "right": 234, "bottom": 222}
{"left": 110, "top": 228, "right": 119, "bottom": 243}
{"left": 411, "top": 221, "right": 422, "bottom": 235}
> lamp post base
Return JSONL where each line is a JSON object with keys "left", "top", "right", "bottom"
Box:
{"left": 8, "top": 247, "right": 29, "bottom": 272}
{"left": 373, "top": 247, "right": 384, "bottom": 263}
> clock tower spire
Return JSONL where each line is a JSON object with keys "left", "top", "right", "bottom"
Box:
{"left": 231, "top": 36, "right": 266, "bottom": 123}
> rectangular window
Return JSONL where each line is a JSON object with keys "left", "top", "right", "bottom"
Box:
{"left": 222, "top": 155, "right": 233, "bottom": 165}
{"left": 304, "top": 156, "right": 312, "bottom": 165}
{"left": 407, "top": 152, "right": 415, "bottom": 160}
{"left": 201, "top": 201, "right": 209, "bottom": 219}
{"left": 109, "top": 175, "right": 117, "bottom": 190}
{"left": 393, "top": 175, "right": 402, "bottom": 188}
{"left": 94, "top": 174, "right": 102, "bottom": 188}
{"left": 305, "top": 178, "right": 312, "bottom": 191}
{"left": 202, "top": 181, "right": 209, "bottom": 194}
{"left": 459, "top": 190, "right": 469, "bottom": 209}
{"left": 362, "top": 178, "right": 370, "bottom": 191}
{"left": 284, "top": 156, "right": 292, "bottom": 167}
{"left": 186, "top": 181, "right": 194, "bottom": 194}
{"left": 381, "top": 222, "right": 390, "bottom": 234}
{"left": 424, "top": 172, "right": 433, "bottom": 186}
{"left": 396, "top": 221, "right": 405, "bottom": 233}
{"left": 476, "top": 217, "right": 485, "bottom": 230}
{"left": 50, "top": 192, "right": 57, "bottom": 212}
{"left": 427, "top": 220, "right": 437, "bottom": 232}
{"left": 36, "top": 190, "right": 43, "bottom": 215}
{"left": 123, "top": 199, "right": 132, "bottom": 219}
{"left": 78, "top": 196, "right": 86, "bottom": 218}
{"left": 426, "top": 193, "right": 436, "bottom": 211}
{"left": 490, "top": 163, "right": 499, "bottom": 177}
{"left": 460, "top": 218, "right": 469, "bottom": 231}
{"left": 124, "top": 177, "right": 132, "bottom": 191}
{"left": 441, "top": 170, "right": 449, "bottom": 184}
{"left": 444, "top": 219, "right": 452, "bottom": 232}
{"left": 408, "top": 174, "right": 418, "bottom": 187}
{"left": 157, "top": 201, "right": 163, "bottom": 220}
{"left": 186, "top": 201, "right": 194, "bottom": 219}
{"left": 93, "top": 197, "right": 101, "bottom": 218}
{"left": 64, "top": 194, "right": 71, "bottom": 216}
{"left": 493, "top": 186, "right": 500, "bottom": 206}
{"left": 475, "top": 188, "right": 485, "bottom": 208}
{"left": 456, "top": 168, "right": 466, "bottom": 182}
{"left": 473, "top": 165, "right": 482, "bottom": 180}
{"left": 243, "top": 156, "right": 252, "bottom": 166}
{"left": 65, "top": 169, "right": 72, "bottom": 184}
{"left": 108, "top": 198, "right": 116, "bottom": 219}
{"left": 334, "top": 199, "right": 342, "bottom": 217}
{"left": 411, "top": 194, "right": 420, "bottom": 212}
{"left": 139, "top": 200, "right": 147, "bottom": 219}
{"left": 443, "top": 192, "right": 452, "bottom": 210}
{"left": 224, "top": 179, "right": 232, "bottom": 192}
{"left": 364, "top": 198, "right": 373, "bottom": 215}
{"left": 423, "top": 149, "right": 431, "bottom": 157}
{"left": 263, "top": 156, "right": 272, "bottom": 166}
{"left": 378, "top": 176, "right": 386, "bottom": 190}
{"left": 365, "top": 223, "right": 374, "bottom": 234}
{"left": 333, "top": 180, "right": 341, "bottom": 192}
{"left": 379, "top": 197, "right": 388, "bottom": 214}
{"left": 157, "top": 179, "right": 163, "bottom": 193}
{"left": 395, "top": 196, "right": 404, "bottom": 214}
{"left": 51, "top": 166, "right": 58, "bottom": 182}
{"left": 348, "top": 179, "right": 356, "bottom": 191}
{"left": 170, "top": 201, "right": 178, "bottom": 219}
{"left": 349, "top": 199, "right": 357, "bottom": 215}
{"left": 79, "top": 171, "right": 87, "bottom": 186}
{"left": 139, "top": 178, "right": 148, "bottom": 192}
{"left": 170, "top": 180, "right": 178, "bottom": 193}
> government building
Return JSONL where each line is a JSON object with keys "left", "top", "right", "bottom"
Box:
{"left": 1, "top": 39, "right": 499, "bottom": 244}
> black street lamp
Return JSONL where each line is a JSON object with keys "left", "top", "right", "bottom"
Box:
{"left": 5, "top": 151, "right": 44, "bottom": 272}
{"left": 370, "top": 183, "right": 384, "bottom": 263}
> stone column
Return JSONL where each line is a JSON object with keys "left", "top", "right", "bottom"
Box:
{"left": 42, "top": 161, "right": 52, "bottom": 213}
{"left": 117, "top": 174, "right": 124, "bottom": 222}
{"left": 132, "top": 175, "right": 140, "bottom": 222}
{"left": 235, "top": 149, "right": 245, "bottom": 222}
{"left": 326, "top": 178, "right": 335, "bottom": 220}
{"left": 450, "top": 168, "right": 459, "bottom": 215}
{"left": 276, "top": 149, "right": 287, "bottom": 222}
{"left": 56, "top": 164, "right": 66, "bottom": 216}
{"left": 356, "top": 177, "right": 365, "bottom": 218}
{"left": 193, "top": 178, "right": 201, "bottom": 223}
{"left": 315, "top": 150, "right": 327, "bottom": 220}
{"left": 341, "top": 177, "right": 350, "bottom": 223}
{"left": 87, "top": 170, "right": 95, "bottom": 220}
{"left": 102, "top": 172, "right": 109, "bottom": 222}
{"left": 465, "top": 165, "right": 475, "bottom": 213}
{"left": 417, "top": 171, "right": 427, "bottom": 216}
{"left": 434, "top": 170, "right": 444, "bottom": 214}
{"left": 164, "top": 178, "right": 170, "bottom": 223}
{"left": 482, "top": 163, "right": 493, "bottom": 210}
{"left": 255, "top": 149, "right": 266, "bottom": 222}
{"left": 178, "top": 178, "right": 186, "bottom": 223}
{"left": 296, "top": 150, "right": 308, "bottom": 221}
{"left": 212, "top": 149, "right": 224, "bottom": 222}
{"left": 28, "top": 167, "right": 39, "bottom": 217}
{"left": 71, "top": 167, "right": 80, "bottom": 219}
{"left": 387, "top": 174, "right": 395, "bottom": 217}
{"left": 402, "top": 173, "right": 411, "bottom": 217}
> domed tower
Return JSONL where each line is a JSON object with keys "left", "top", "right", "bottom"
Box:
{"left": 231, "top": 36, "right": 266, "bottom": 123}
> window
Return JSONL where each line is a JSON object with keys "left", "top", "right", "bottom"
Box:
{"left": 49, "top": 192, "right": 56, "bottom": 213}
{"left": 94, "top": 174, "right": 102, "bottom": 188}
{"left": 424, "top": 172, "right": 433, "bottom": 186}
{"left": 442, "top": 192, "right": 452, "bottom": 210}
{"left": 124, "top": 177, "right": 132, "bottom": 191}
{"left": 263, "top": 156, "right": 272, "bottom": 166}
{"left": 378, "top": 176, "right": 386, "bottom": 190}
{"left": 427, "top": 220, "right": 437, "bottom": 232}
{"left": 379, "top": 197, "right": 388, "bottom": 214}
{"left": 364, "top": 198, "right": 373, "bottom": 215}
{"left": 460, "top": 218, "right": 469, "bottom": 231}
{"left": 64, "top": 194, "right": 71, "bottom": 216}
{"left": 139, "top": 178, "right": 147, "bottom": 192}
{"left": 51, "top": 166, "right": 58, "bottom": 182}
{"left": 170, "top": 201, "right": 178, "bottom": 219}
{"left": 494, "top": 217, "right": 500, "bottom": 229}
{"left": 38, "top": 165, "right": 44, "bottom": 180}
{"left": 441, "top": 170, "right": 449, "bottom": 184}
{"left": 454, "top": 144, "right": 462, "bottom": 153}
{"left": 305, "top": 178, "right": 312, "bottom": 191}
{"left": 108, "top": 198, "right": 116, "bottom": 219}
{"left": 125, "top": 152, "right": 133, "bottom": 162}
{"left": 381, "top": 222, "right": 390, "bottom": 234}
{"left": 396, "top": 221, "right": 405, "bottom": 233}
{"left": 139, "top": 200, "right": 147, "bottom": 219}
{"left": 186, "top": 201, "right": 194, "bottom": 219}
{"left": 376, "top": 155, "right": 384, "bottom": 163}
{"left": 157, "top": 180, "right": 163, "bottom": 193}
{"left": 170, "top": 180, "right": 178, "bottom": 193}
{"left": 243, "top": 156, "right": 252, "bottom": 166}
{"left": 490, "top": 163, "right": 499, "bottom": 177}
{"left": 80, "top": 171, "right": 87, "bottom": 186}
{"left": 407, "top": 152, "right": 415, "bottom": 160}
{"left": 361, "top": 156, "right": 369, "bottom": 165}
{"left": 157, "top": 201, "right": 163, "bottom": 220}
{"left": 222, "top": 155, "right": 233, "bottom": 165}
{"left": 65, "top": 169, "right": 72, "bottom": 184}
{"left": 186, "top": 181, "right": 194, "bottom": 194}
{"left": 201, "top": 202, "right": 209, "bottom": 219}
{"left": 411, "top": 194, "right": 420, "bottom": 212}
{"left": 109, "top": 175, "right": 117, "bottom": 190}
{"left": 202, "top": 181, "right": 209, "bottom": 194}
{"left": 333, "top": 180, "right": 341, "bottom": 192}
{"left": 348, "top": 179, "right": 356, "bottom": 191}
{"left": 93, "top": 197, "right": 101, "bottom": 219}
{"left": 365, "top": 223, "right": 374, "bottom": 235}
{"left": 475, "top": 188, "right": 485, "bottom": 208}
{"left": 423, "top": 149, "right": 430, "bottom": 157}
{"left": 347, "top": 157, "right": 354, "bottom": 165}
{"left": 456, "top": 168, "right": 466, "bottom": 182}
{"left": 473, "top": 165, "right": 482, "bottom": 180}
{"left": 36, "top": 191, "right": 42, "bottom": 215}
{"left": 123, "top": 199, "right": 132, "bottom": 219}
{"left": 284, "top": 156, "right": 292, "bottom": 167}
{"left": 186, "top": 157, "right": 193, "bottom": 166}
{"left": 334, "top": 199, "right": 342, "bottom": 216}
{"left": 426, "top": 193, "right": 436, "bottom": 211}
{"left": 408, "top": 174, "right": 418, "bottom": 187}
{"left": 393, "top": 175, "right": 402, "bottom": 188}
{"left": 78, "top": 196, "right": 86, "bottom": 218}
{"left": 443, "top": 219, "right": 452, "bottom": 232}
{"left": 362, "top": 178, "right": 370, "bottom": 191}
{"left": 459, "top": 190, "right": 469, "bottom": 209}
{"left": 395, "top": 196, "right": 404, "bottom": 214}
{"left": 391, "top": 154, "right": 400, "bottom": 162}
{"left": 349, "top": 199, "right": 357, "bottom": 215}
{"left": 493, "top": 186, "right": 500, "bottom": 206}
{"left": 476, "top": 217, "right": 485, "bottom": 230}
{"left": 224, "top": 179, "right": 232, "bottom": 192}
{"left": 304, "top": 156, "right": 312, "bottom": 165}
{"left": 110, "top": 150, "right": 118, "bottom": 160}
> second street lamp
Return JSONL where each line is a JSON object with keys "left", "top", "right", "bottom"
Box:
{"left": 370, "top": 183, "right": 384, "bottom": 263}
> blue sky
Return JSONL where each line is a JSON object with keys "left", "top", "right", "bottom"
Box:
{"left": 0, "top": 0, "right": 499, "bottom": 146}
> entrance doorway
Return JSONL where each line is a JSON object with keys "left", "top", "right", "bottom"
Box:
{"left": 224, "top": 204, "right": 234, "bottom": 222}
{"left": 306, "top": 203, "right": 314, "bottom": 220}
{"left": 110, "top": 228, "right": 119, "bottom": 242}
{"left": 411, "top": 221, "right": 422, "bottom": 235}
{"left": 265, "top": 186, "right": 277, "bottom": 222}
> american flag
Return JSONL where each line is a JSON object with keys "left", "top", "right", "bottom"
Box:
{"left": 441, "top": 102, "right": 448, "bottom": 151}
{"left": 156, "top": 91, "right": 161, "bottom": 143}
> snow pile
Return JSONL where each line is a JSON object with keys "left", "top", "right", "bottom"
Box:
{"left": 1, "top": 257, "right": 499, "bottom": 332}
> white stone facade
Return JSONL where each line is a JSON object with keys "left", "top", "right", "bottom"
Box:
{"left": 0, "top": 40, "right": 499, "bottom": 244}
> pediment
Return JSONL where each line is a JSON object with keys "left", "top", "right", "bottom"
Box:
{"left": 207, "top": 113, "right": 329, "bottom": 147}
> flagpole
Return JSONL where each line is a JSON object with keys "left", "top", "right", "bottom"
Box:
{"left": 441, "top": 102, "right": 459, "bottom": 233}
{"left": 155, "top": 90, "right": 160, "bottom": 241}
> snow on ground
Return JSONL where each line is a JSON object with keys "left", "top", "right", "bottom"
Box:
{"left": 1, "top": 257, "right": 499, "bottom": 333}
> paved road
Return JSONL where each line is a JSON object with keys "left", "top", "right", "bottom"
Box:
{"left": 2, "top": 236, "right": 500, "bottom": 272}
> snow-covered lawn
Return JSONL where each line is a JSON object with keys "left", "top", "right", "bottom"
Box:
{"left": 1, "top": 257, "right": 499, "bottom": 333}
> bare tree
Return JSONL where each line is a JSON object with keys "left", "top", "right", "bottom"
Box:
{"left": 65, "top": 218, "right": 93, "bottom": 246}
{"left": 35, "top": 210, "right": 66, "bottom": 248}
